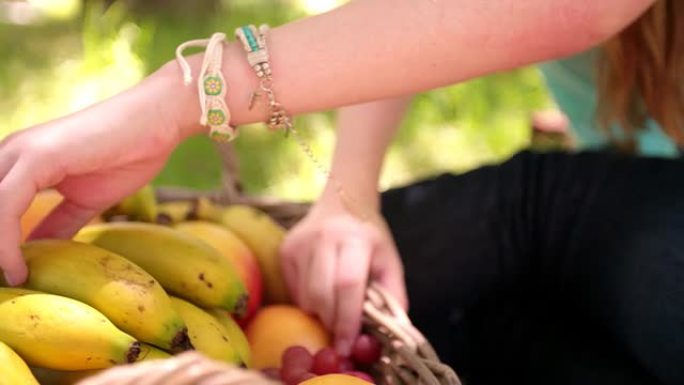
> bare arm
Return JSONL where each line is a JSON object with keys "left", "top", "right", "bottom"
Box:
{"left": 173, "top": 0, "right": 654, "bottom": 137}
{"left": 0, "top": 0, "right": 654, "bottom": 290}
{"left": 326, "top": 97, "right": 413, "bottom": 210}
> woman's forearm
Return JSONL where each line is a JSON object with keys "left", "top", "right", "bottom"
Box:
{"left": 168, "top": 0, "right": 654, "bottom": 138}
{"left": 322, "top": 97, "right": 413, "bottom": 211}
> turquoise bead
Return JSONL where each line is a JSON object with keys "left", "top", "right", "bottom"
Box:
{"left": 241, "top": 26, "right": 259, "bottom": 52}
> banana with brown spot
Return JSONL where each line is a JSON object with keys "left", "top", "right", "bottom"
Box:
{"left": 75, "top": 222, "right": 248, "bottom": 316}
{"left": 170, "top": 296, "right": 243, "bottom": 365}
{"left": 18, "top": 240, "right": 190, "bottom": 352}
{"left": 0, "top": 294, "right": 140, "bottom": 370}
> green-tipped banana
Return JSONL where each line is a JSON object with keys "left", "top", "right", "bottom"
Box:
{"left": 75, "top": 222, "right": 248, "bottom": 315}
{"left": 0, "top": 294, "right": 140, "bottom": 370}
{"left": 170, "top": 297, "right": 242, "bottom": 365}
{"left": 0, "top": 341, "right": 40, "bottom": 385}
{"left": 105, "top": 184, "right": 158, "bottom": 222}
{"left": 209, "top": 309, "right": 252, "bottom": 368}
{"left": 20, "top": 240, "right": 190, "bottom": 353}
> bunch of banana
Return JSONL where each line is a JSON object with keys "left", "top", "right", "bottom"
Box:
{"left": 19, "top": 240, "right": 190, "bottom": 353}
{"left": 165, "top": 200, "right": 292, "bottom": 304}
{"left": 213, "top": 205, "right": 292, "bottom": 304}
{"left": 155, "top": 197, "right": 218, "bottom": 226}
{"left": 156, "top": 200, "right": 198, "bottom": 225}
{"left": 0, "top": 293, "right": 140, "bottom": 370}
{"left": 174, "top": 220, "right": 263, "bottom": 322}
{"left": 0, "top": 341, "right": 39, "bottom": 385}
{"left": 74, "top": 222, "right": 248, "bottom": 315}
{"left": 26, "top": 344, "right": 169, "bottom": 385}
{"left": 106, "top": 193, "right": 292, "bottom": 305}
{"left": 169, "top": 296, "right": 242, "bottom": 365}
{"left": 209, "top": 309, "right": 252, "bottom": 367}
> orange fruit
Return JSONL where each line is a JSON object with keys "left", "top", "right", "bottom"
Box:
{"left": 20, "top": 190, "right": 63, "bottom": 241}
{"left": 245, "top": 305, "right": 330, "bottom": 369}
{"left": 300, "top": 374, "right": 374, "bottom": 384}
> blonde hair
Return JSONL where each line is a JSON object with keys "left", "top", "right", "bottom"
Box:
{"left": 597, "top": 0, "right": 684, "bottom": 148}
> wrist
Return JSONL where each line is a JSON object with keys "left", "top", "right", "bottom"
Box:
{"left": 158, "top": 40, "right": 262, "bottom": 142}
{"left": 318, "top": 180, "right": 381, "bottom": 215}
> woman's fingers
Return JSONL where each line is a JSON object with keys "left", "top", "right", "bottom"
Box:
{"left": 306, "top": 237, "right": 337, "bottom": 327}
{"left": 280, "top": 214, "right": 406, "bottom": 358}
{"left": 0, "top": 153, "right": 17, "bottom": 179}
{"left": 279, "top": 233, "right": 305, "bottom": 306}
{"left": 333, "top": 238, "right": 372, "bottom": 356}
{"left": 28, "top": 199, "right": 101, "bottom": 240}
{"left": 0, "top": 163, "right": 36, "bottom": 285}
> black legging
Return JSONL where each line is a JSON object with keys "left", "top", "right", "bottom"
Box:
{"left": 381, "top": 151, "right": 684, "bottom": 385}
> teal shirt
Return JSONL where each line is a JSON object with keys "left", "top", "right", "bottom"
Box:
{"left": 538, "top": 50, "right": 679, "bottom": 157}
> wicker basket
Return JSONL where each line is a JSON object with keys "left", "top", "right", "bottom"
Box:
{"left": 75, "top": 143, "right": 462, "bottom": 385}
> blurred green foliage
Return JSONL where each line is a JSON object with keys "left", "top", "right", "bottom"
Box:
{"left": 0, "top": 0, "right": 553, "bottom": 200}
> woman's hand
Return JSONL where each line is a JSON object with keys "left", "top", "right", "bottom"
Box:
{"left": 0, "top": 67, "right": 184, "bottom": 286}
{"left": 280, "top": 195, "right": 407, "bottom": 356}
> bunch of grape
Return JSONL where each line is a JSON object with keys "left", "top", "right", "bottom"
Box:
{"left": 262, "top": 334, "right": 382, "bottom": 385}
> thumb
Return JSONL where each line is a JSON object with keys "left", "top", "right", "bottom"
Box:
{"left": 29, "top": 199, "right": 101, "bottom": 241}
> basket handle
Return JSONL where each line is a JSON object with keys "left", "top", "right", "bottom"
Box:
{"left": 363, "top": 284, "right": 462, "bottom": 385}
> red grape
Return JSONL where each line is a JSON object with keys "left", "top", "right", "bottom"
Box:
{"left": 339, "top": 356, "right": 355, "bottom": 372}
{"left": 280, "top": 366, "right": 307, "bottom": 385}
{"left": 312, "top": 347, "right": 341, "bottom": 375}
{"left": 351, "top": 334, "right": 381, "bottom": 365}
{"left": 343, "top": 370, "right": 375, "bottom": 383}
{"left": 282, "top": 346, "right": 314, "bottom": 372}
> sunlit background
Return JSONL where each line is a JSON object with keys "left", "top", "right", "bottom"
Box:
{"left": 0, "top": 0, "right": 557, "bottom": 201}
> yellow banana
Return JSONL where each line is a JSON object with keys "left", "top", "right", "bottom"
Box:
{"left": 0, "top": 341, "right": 39, "bottom": 385}
{"left": 209, "top": 309, "right": 252, "bottom": 368}
{"left": 155, "top": 197, "right": 216, "bottom": 225}
{"left": 174, "top": 220, "right": 263, "bottom": 321}
{"left": 156, "top": 200, "right": 198, "bottom": 225}
{"left": 20, "top": 240, "right": 190, "bottom": 352}
{"left": 194, "top": 197, "right": 223, "bottom": 220}
{"left": 0, "top": 287, "right": 42, "bottom": 303}
{"left": 0, "top": 293, "right": 140, "bottom": 370}
{"left": 75, "top": 222, "right": 248, "bottom": 315}
{"left": 169, "top": 296, "right": 242, "bottom": 365}
{"left": 216, "top": 205, "right": 292, "bottom": 304}
{"left": 30, "top": 344, "right": 171, "bottom": 385}
{"left": 104, "top": 184, "right": 158, "bottom": 222}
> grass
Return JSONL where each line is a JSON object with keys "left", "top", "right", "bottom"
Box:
{"left": 0, "top": 0, "right": 553, "bottom": 201}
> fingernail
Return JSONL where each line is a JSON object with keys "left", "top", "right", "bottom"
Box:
{"left": 336, "top": 339, "right": 351, "bottom": 356}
